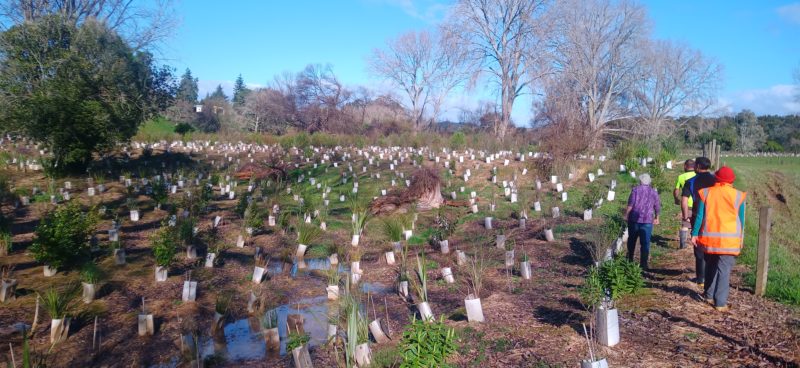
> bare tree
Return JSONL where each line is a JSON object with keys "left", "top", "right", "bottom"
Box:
{"left": 547, "top": 0, "right": 649, "bottom": 147}
{"left": 445, "top": 0, "right": 548, "bottom": 138}
{"left": 0, "top": 0, "right": 178, "bottom": 50}
{"left": 239, "top": 88, "right": 294, "bottom": 134}
{"left": 632, "top": 40, "right": 722, "bottom": 136}
{"left": 369, "top": 30, "right": 470, "bottom": 131}
{"left": 294, "top": 64, "right": 351, "bottom": 133}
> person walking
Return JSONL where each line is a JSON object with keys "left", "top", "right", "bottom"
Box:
{"left": 681, "top": 157, "right": 716, "bottom": 289}
{"left": 691, "top": 166, "right": 746, "bottom": 311}
{"left": 674, "top": 159, "right": 696, "bottom": 249}
{"left": 624, "top": 173, "right": 661, "bottom": 270}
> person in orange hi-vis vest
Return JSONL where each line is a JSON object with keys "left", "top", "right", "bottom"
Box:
{"left": 691, "top": 166, "right": 746, "bottom": 312}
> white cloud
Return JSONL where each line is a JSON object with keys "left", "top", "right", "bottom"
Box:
{"left": 372, "top": 0, "right": 452, "bottom": 23}
{"left": 720, "top": 84, "right": 800, "bottom": 115}
{"left": 778, "top": 3, "right": 800, "bottom": 24}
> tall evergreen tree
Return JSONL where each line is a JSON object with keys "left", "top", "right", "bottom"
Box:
{"left": 209, "top": 84, "right": 228, "bottom": 101}
{"left": 177, "top": 68, "right": 199, "bottom": 103}
{"left": 0, "top": 15, "right": 169, "bottom": 173}
{"left": 232, "top": 74, "right": 250, "bottom": 107}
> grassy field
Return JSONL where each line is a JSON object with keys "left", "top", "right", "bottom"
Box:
{"left": 718, "top": 156, "right": 800, "bottom": 304}
{"left": 135, "top": 116, "right": 178, "bottom": 141}
{"left": 573, "top": 154, "right": 800, "bottom": 306}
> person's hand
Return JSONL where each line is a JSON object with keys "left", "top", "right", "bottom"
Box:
{"left": 691, "top": 236, "right": 698, "bottom": 247}
{"left": 653, "top": 218, "right": 660, "bottom": 225}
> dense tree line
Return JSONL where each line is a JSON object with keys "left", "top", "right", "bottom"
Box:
{"left": 682, "top": 111, "right": 800, "bottom": 153}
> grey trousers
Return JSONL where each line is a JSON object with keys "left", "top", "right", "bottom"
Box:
{"left": 703, "top": 254, "right": 736, "bottom": 307}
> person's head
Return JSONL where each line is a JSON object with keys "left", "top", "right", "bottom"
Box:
{"left": 639, "top": 173, "right": 652, "bottom": 186}
{"left": 694, "top": 157, "right": 711, "bottom": 172}
{"left": 683, "top": 159, "right": 695, "bottom": 173}
{"left": 715, "top": 166, "right": 735, "bottom": 184}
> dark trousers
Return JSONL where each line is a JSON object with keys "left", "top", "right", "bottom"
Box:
{"left": 704, "top": 254, "right": 735, "bottom": 307}
{"left": 626, "top": 222, "right": 652, "bottom": 270}
{"left": 690, "top": 215, "right": 705, "bottom": 284}
{"left": 694, "top": 246, "right": 706, "bottom": 284}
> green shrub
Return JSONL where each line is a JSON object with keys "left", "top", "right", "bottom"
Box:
{"left": 580, "top": 257, "right": 645, "bottom": 307}
{"left": 580, "top": 183, "right": 603, "bottom": 210}
{"left": 235, "top": 194, "right": 250, "bottom": 218}
{"left": 177, "top": 217, "right": 196, "bottom": 246}
{"left": 449, "top": 131, "right": 466, "bottom": 150}
{"left": 30, "top": 202, "right": 98, "bottom": 269}
{"left": 399, "top": 316, "right": 457, "bottom": 368}
{"left": 152, "top": 227, "right": 178, "bottom": 267}
{"left": 80, "top": 262, "right": 102, "bottom": 284}
{"left": 174, "top": 122, "right": 195, "bottom": 135}
{"left": 149, "top": 177, "right": 168, "bottom": 209}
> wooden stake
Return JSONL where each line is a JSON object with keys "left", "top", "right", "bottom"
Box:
{"left": 8, "top": 342, "right": 15, "bottom": 368}
{"left": 384, "top": 297, "right": 391, "bottom": 336}
{"left": 92, "top": 316, "right": 98, "bottom": 351}
{"left": 755, "top": 207, "right": 772, "bottom": 296}
{"left": 30, "top": 295, "right": 39, "bottom": 338}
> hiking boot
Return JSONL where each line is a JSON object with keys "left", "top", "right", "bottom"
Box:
{"left": 697, "top": 282, "right": 704, "bottom": 290}
{"left": 714, "top": 305, "right": 730, "bottom": 312}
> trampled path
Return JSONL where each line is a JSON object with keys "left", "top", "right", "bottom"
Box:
{"left": 452, "top": 232, "right": 800, "bottom": 368}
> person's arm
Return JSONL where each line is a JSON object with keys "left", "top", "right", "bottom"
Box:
{"left": 691, "top": 200, "right": 706, "bottom": 246}
{"left": 739, "top": 198, "right": 746, "bottom": 242}
{"left": 653, "top": 190, "right": 661, "bottom": 225}
{"left": 625, "top": 189, "right": 636, "bottom": 221}
{"left": 681, "top": 196, "right": 690, "bottom": 221}
{"left": 673, "top": 177, "right": 683, "bottom": 205}
{"left": 681, "top": 182, "right": 692, "bottom": 220}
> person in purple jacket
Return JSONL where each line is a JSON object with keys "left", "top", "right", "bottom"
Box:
{"left": 624, "top": 173, "right": 661, "bottom": 270}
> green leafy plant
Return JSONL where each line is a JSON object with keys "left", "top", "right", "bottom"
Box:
{"left": 286, "top": 332, "right": 311, "bottom": 351}
{"left": 580, "top": 183, "right": 603, "bottom": 210}
{"left": 40, "top": 286, "right": 76, "bottom": 319}
{"left": 80, "top": 262, "right": 102, "bottom": 284}
{"left": 431, "top": 209, "right": 457, "bottom": 242}
{"left": 30, "top": 202, "right": 98, "bottom": 270}
{"left": 326, "top": 267, "right": 340, "bottom": 286}
{"left": 297, "top": 222, "right": 322, "bottom": 245}
{"left": 579, "top": 258, "right": 645, "bottom": 307}
{"left": 412, "top": 252, "right": 429, "bottom": 303}
{"left": 177, "top": 217, "right": 196, "bottom": 246}
{"left": 0, "top": 231, "right": 12, "bottom": 256}
{"left": 151, "top": 227, "right": 178, "bottom": 267}
{"left": 149, "top": 178, "right": 168, "bottom": 210}
{"left": 381, "top": 217, "right": 404, "bottom": 243}
{"left": 399, "top": 316, "right": 457, "bottom": 368}
{"left": 235, "top": 194, "right": 250, "bottom": 218}
{"left": 351, "top": 208, "right": 368, "bottom": 237}
{"left": 244, "top": 201, "right": 264, "bottom": 233}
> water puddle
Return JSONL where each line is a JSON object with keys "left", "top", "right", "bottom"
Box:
{"left": 200, "top": 296, "right": 334, "bottom": 361}
{"left": 290, "top": 258, "right": 348, "bottom": 278}
{"left": 360, "top": 282, "right": 393, "bottom": 295}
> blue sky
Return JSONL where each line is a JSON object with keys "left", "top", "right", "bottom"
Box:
{"left": 162, "top": 0, "right": 800, "bottom": 124}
